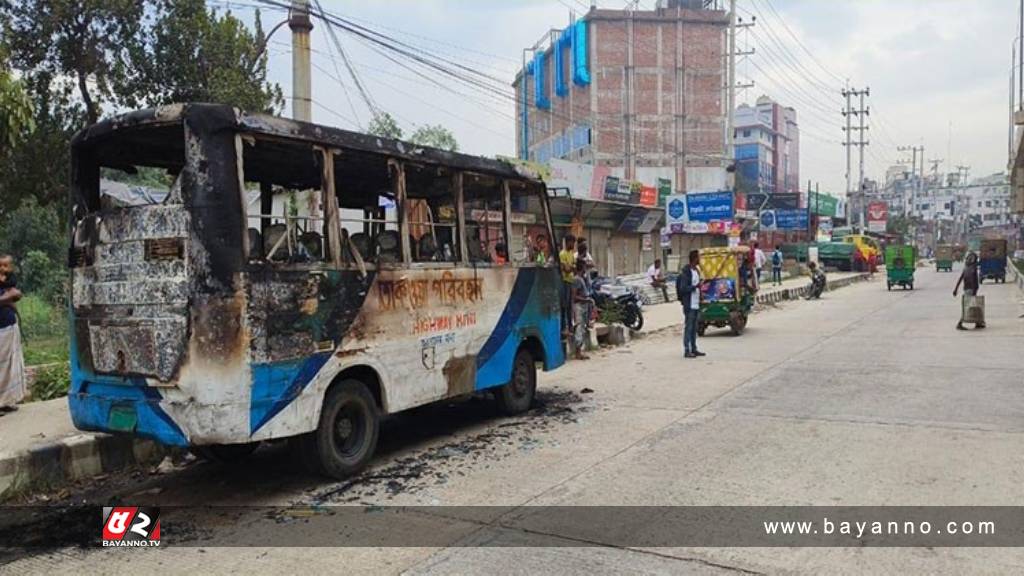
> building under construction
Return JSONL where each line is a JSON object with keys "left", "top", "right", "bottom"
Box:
{"left": 514, "top": 0, "right": 730, "bottom": 194}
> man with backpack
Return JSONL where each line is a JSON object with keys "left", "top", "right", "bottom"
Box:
{"left": 676, "top": 250, "right": 705, "bottom": 359}
{"left": 771, "top": 245, "right": 784, "bottom": 286}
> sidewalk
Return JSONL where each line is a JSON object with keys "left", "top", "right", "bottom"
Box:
{"left": 0, "top": 396, "right": 171, "bottom": 500}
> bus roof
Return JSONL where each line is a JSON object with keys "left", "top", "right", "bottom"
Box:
{"left": 72, "top": 103, "right": 545, "bottom": 185}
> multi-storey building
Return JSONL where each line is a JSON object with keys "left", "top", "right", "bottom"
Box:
{"left": 734, "top": 96, "right": 800, "bottom": 196}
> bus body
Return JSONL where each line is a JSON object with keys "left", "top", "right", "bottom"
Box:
{"left": 68, "top": 104, "right": 564, "bottom": 476}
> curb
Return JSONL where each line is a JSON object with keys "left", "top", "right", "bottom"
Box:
{"left": 754, "top": 273, "right": 871, "bottom": 306}
{"left": 0, "top": 433, "right": 175, "bottom": 501}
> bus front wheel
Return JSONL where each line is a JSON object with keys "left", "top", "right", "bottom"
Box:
{"left": 496, "top": 349, "right": 536, "bottom": 416}
{"left": 303, "top": 379, "right": 380, "bottom": 479}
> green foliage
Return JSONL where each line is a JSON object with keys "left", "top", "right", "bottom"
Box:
{"left": 20, "top": 250, "right": 65, "bottom": 304}
{"left": 0, "top": 80, "right": 82, "bottom": 216}
{"left": 367, "top": 112, "right": 403, "bottom": 139}
{"left": 15, "top": 294, "right": 67, "bottom": 342}
{"left": 116, "top": 0, "right": 283, "bottom": 113}
{"left": 1, "top": 0, "right": 145, "bottom": 124}
{"left": 31, "top": 362, "right": 70, "bottom": 401}
{"left": 0, "top": 50, "right": 35, "bottom": 151}
{"left": 0, "top": 197, "right": 66, "bottom": 269}
{"left": 409, "top": 124, "right": 459, "bottom": 152}
{"left": 597, "top": 303, "right": 622, "bottom": 326}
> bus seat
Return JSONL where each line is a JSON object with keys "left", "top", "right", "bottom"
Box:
{"left": 299, "top": 231, "right": 323, "bottom": 260}
{"left": 350, "top": 233, "right": 372, "bottom": 261}
{"left": 377, "top": 230, "right": 401, "bottom": 263}
{"left": 264, "top": 224, "right": 287, "bottom": 260}
{"left": 418, "top": 234, "right": 438, "bottom": 262}
{"left": 247, "top": 228, "right": 263, "bottom": 259}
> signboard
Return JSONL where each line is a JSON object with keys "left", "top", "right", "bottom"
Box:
{"left": 868, "top": 201, "right": 888, "bottom": 233}
{"left": 744, "top": 192, "right": 800, "bottom": 211}
{"left": 603, "top": 176, "right": 633, "bottom": 203}
{"left": 816, "top": 216, "right": 833, "bottom": 242}
{"left": 640, "top": 185, "right": 658, "bottom": 207}
{"left": 760, "top": 209, "right": 808, "bottom": 231}
{"left": 660, "top": 227, "right": 672, "bottom": 248}
{"left": 665, "top": 192, "right": 734, "bottom": 234}
{"left": 657, "top": 178, "right": 673, "bottom": 207}
{"left": 810, "top": 193, "right": 840, "bottom": 218}
{"left": 620, "top": 208, "right": 663, "bottom": 233}
{"left": 685, "top": 191, "right": 734, "bottom": 223}
{"left": 642, "top": 233, "right": 653, "bottom": 251}
{"left": 666, "top": 194, "right": 688, "bottom": 230}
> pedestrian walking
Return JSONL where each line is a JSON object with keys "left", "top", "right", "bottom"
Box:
{"left": 953, "top": 252, "right": 986, "bottom": 331}
{"left": 0, "top": 254, "right": 26, "bottom": 413}
{"left": 571, "top": 259, "right": 593, "bottom": 360}
{"left": 559, "top": 235, "right": 577, "bottom": 337}
{"left": 647, "top": 259, "right": 670, "bottom": 302}
{"left": 676, "top": 250, "right": 705, "bottom": 359}
{"left": 771, "top": 245, "right": 783, "bottom": 286}
{"left": 753, "top": 242, "right": 766, "bottom": 286}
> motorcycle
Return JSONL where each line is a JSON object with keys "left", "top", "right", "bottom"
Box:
{"left": 590, "top": 275, "right": 644, "bottom": 331}
{"left": 806, "top": 269, "right": 827, "bottom": 300}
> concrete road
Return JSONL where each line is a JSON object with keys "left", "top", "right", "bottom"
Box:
{"left": 4, "top": 267, "right": 1024, "bottom": 574}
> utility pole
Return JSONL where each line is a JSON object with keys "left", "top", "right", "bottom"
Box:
{"left": 726, "top": 0, "right": 736, "bottom": 189}
{"left": 290, "top": 0, "right": 313, "bottom": 122}
{"left": 843, "top": 87, "right": 870, "bottom": 230}
{"left": 898, "top": 145, "right": 924, "bottom": 219}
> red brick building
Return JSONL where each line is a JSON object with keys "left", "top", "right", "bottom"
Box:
{"left": 514, "top": 2, "right": 730, "bottom": 194}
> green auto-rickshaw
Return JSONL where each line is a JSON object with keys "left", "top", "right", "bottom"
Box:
{"left": 697, "top": 246, "right": 755, "bottom": 336}
{"left": 886, "top": 244, "right": 916, "bottom": 291}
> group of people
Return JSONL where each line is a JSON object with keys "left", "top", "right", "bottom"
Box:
{"left": 558, "top": 235, "right": 597, "bottom": 361}
{"left": 0, "top": 254, "right": 25, "bottom": 413}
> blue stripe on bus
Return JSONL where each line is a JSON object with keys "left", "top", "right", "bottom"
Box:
{"left": 68, "top": 322, "right": 189, "bottom": 447}
{"left": 249, "top": 352, "right": 332, "bottom": 435}
{"left": 475, "top": 268, "right": 536, "bottom": 370}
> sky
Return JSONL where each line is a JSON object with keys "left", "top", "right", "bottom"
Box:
{"left": 221, "top": 0, "right": 1019, "bottom": 198}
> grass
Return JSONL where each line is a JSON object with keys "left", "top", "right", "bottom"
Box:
{"left": 23, "top": 335, "right": 68, "bottom": 367}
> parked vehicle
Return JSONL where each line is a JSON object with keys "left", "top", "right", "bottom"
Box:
{"left": 816, "top": 241, "right": 857, "bottom": 271}
{"left": 840, "top": 234, "right": 881, "bottom": 272}
{"left": 697, "top": 247, "right": 754, "bottom": 336}
{"left": 979, "top": 238, "right": 1008, "bottom": 283}
{"left": 885, "top": 244, "right": 916, "bottom": 291}
{"left": 67, "top": 104, "right": 565, "bottom": 478}
{"left": 591, "top": 276, "right": 644, "bottom": 331}
{"left": 935, "top": 245, "right": 954, "bottom": 272}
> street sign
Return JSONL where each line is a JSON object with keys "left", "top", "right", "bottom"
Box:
{"left": 760, "top": 209, "right": 808, "bottom": 231}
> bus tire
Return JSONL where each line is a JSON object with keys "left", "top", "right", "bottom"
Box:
{"left": 496, "top": 348, "right": 536, "bottom": 416}
{"left": 305, "top": 379, "right": 380, "bottom": 479}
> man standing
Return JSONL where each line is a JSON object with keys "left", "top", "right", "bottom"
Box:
{"left": 953, "top": 252, "right": 985, "bottom": 331}
{"left": 753, "top": 242, "right": 766, "bottom": 286}
{"left": 0, "top": 254, "right": 25, "bottom": 412}
{"left": 571, "top": 260, "right": 594, "bottom": 360}
{"left": 647, "top": 259, "right": 669, "bottom": 302}
{"left": 676, "top": 250, "right": 705, "bottom": 359}
{"left": 771, "top": 245, "right": 784, "bottom": 286}
{"left": 559, "top": 235, "right": 577, "bottom": 337}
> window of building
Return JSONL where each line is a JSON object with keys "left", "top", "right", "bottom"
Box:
{"left": 743, "top": 130, "right": 751, "bottom": 138}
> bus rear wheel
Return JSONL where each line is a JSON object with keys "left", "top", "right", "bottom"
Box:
{"left": 496, "top": 348, "right": 536, "bottom": 416}
{"left": 302, "top": 379, "right": 380, "bottom": 479}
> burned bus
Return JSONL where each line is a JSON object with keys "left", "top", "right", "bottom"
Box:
{"left": 68, "top": 104, "right": 564, "bottom": 478}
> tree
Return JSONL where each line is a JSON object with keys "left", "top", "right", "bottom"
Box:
{"left": 0, "top": 47, "right": 35, "bottom": 153}
{"left": 2, "top": 0, "right": 144, "bottom": 124}
{"left": 117, "top": 0, "right": 283, "bottom": 113}
{"left": 409, "top": 124, "right": 459, "bottom": 152}
{"left": 367, "top": 112, "right": 403, "bottom": 139}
